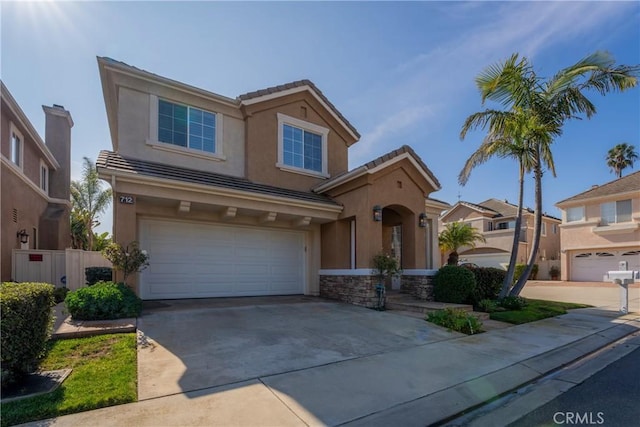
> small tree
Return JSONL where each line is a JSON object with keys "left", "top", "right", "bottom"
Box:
{"left": 439, "top": 222, "right": 486, "bottom": 266}
{"left": 102, "top": 241, "right": 149, "bottom": 284}
{"left": 371, "top": 253, "right": 401, "bottom": 283}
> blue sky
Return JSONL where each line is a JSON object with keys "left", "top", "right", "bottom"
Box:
{"left": 2, "top": 1, "right": 639, "bottom": 234}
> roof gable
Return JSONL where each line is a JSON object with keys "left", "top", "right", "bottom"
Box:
{"left": 238, "top": 79, "right": 360, "bottom": 142}
{"left": 556, "top": 171, "right": 640, "bottom": 206}
{"left": 313, "top": 145, "right": 440, "bottom": 194}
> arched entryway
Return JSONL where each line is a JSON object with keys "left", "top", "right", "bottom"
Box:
{"left": 381, "top": 205, "right": 416, "bottom": 289}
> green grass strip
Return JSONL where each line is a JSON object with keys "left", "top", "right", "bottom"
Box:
{"left": 490, "top": 299, "right": 590, "bottom": 325}
{"left": 1, "top": 333, "right": 137, "bottom": 427}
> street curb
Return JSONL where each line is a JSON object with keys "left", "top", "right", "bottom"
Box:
{"left": 343, "top": 319, "right": 640, "bottom": 427}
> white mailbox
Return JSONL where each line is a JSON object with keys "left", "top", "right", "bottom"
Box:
{"left": 607, "top": 270, "right": 636, "bottom": 314}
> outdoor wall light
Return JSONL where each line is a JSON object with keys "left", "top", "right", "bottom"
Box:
{"left": 373, "top": 205, "right": 382, "bottom": 222}
{"left": 418, "top": 213, "right": 427, "bottom": 228}
{"left": 17, "top": 229, "right": 29, "bottom": 244}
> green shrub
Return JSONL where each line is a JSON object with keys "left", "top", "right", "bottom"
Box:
{"left": 53, "top": 287, "right": 69, "bottom": 304}
{"left": 1, "top": 282, "right": 54, "bottom": 388}
{"left": 85, "top": 266, "right": 113, "bottom": 285}
{"left": 65, "top": 281, "right": 142, "bottom": 320}
{"left": 500, "top": 296, "right": 527, "bottom": 310}
{"left": 433, "top": 265, "right": 476, "bottom": 304}
{"left": 470, "top": 267, "right": 505, "bottom": 303}
{"left": 513, "top": 263, "right": 539, "bottom": 284}
{"left": 477, "top": 299, "right": 500, "bottom": 313}
{"left": 427, "top": 308, "right": 483, "bottom": 335}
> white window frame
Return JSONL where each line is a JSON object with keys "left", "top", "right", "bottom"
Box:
{"left": 600, "top": 199, "right": 632, "bottom": 225}
{"left": 9, "top": 122, "right": 24, "bottom": 170}
{"left": 541, "top": 222, "right": 547, "bottom": 236}
{"left": 552, "top": 223, "right": 558, "bottom": 234}
{"left": 277, "top": 113, "right": 329, "bottom": 178}
{"left": 148, "top": 95, "right": 225, "bottom": 161}
{"left": 566, "top": 206, "right": 585, "bottom": 223}
{"left": 39, "top": 160, "right": 49, "bottom": 194}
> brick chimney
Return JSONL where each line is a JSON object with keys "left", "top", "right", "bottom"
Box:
{"left": 42, "top": 104, "right": 73, "bottom": 201}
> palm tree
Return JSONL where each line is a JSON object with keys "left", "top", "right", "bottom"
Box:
{"left": 606, "top": 143, "right": 638, "bottom": 178}
{"left": 439, "top": 222, "right": 486, "bottom": 266}
{"left": 70, "top": 157, "right": 112, "bottom": 251}
{"left": 471, "top": 51, "right": 638, "bottom": 296}
{"left": 460, "top": 107, "right": 540, "bottom": 297}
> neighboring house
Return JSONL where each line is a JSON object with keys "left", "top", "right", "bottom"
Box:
{"left": 556, "top": 172, "right": 640, "bottom": 282}
{"left": 439, "top": 199, "right": 561, "bottom": 269}
{"left": 0, "top": 81, "right": 73, "bottom": 281}
{"left": 96, "top": 57, "right": 446, "bottom": 306}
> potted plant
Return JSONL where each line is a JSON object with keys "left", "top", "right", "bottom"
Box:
{"left": 549, "top": 265, "right": 560, "bottom": 281}
{"left": 371, "top": 253, "right": 401, "bottom": 309}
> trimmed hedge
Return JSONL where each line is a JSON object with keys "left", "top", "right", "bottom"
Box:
{"left": 433, "top": 265, "right": 477, "bottom": 304}
{"left": 470, "top": 267, "right": 506, "bottom": 303}
{"left": 85, "top": 266, "right": 113, "bottom": 285}
{"left": 65, "top": 281, "right": 142, "bottom": 320}
{"left": 1, "top": 282, "right": 54, "bottom": 388}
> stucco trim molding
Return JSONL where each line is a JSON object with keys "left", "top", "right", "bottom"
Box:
{"left": 1, "top": 156, "right": 71, "bottom": 207}
{"left": 592, "top": 222, "right": 640, "bottom": 235}
{"left": 319, "top": 269, "right": 374, "bottom": 276}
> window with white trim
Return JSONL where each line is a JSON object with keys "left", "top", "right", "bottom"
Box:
{"left": 40, "top": 161, "right": 49, "bottom": 194}
{"left": 566, "top": 206, "right": 584, "bottom": 223}
{"left": 10, "top": 123, "right": 23, "bottom": 169}
{"left": 600, "top": 199, "right": 632, "bottom": 225}
{"left": 277, "top": 113, "right": 328, "bottom": 176}
{"left": 497, "top": 221, "right": 515, "bottom": 230}
{"left": 552, "top": 224, "right": 558, "bottom": 234}
{"left": 158, "top": 99, "right": 216, "bottom": 154}
{"left": 541, "top": 222, "right": 547, "bottom": 236}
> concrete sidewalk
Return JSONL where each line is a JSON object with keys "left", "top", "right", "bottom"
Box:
{"left": 24, "top": 307, "right": 640, "bottom": 427}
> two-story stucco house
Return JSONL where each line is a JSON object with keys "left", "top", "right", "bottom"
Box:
{"left": 439, "top": 199, "right": 561, "bottom": 269}
{"left": 96, "top": 57, "right": 446, "bottom": 307}
{"left": 1, "top": 81, "right": 73, "bottom": 281}
{"left": 556, "top": 172, "right": 640, "bottom": 281}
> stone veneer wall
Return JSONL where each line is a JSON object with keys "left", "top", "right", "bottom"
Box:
{"left": 400, "top": 275, "right": 435, "bottom": 301}
{"left": 319, "top": 275, "right": 380, "bottom": 308}
{"left": 320, "top": 273, "right": 436, "bottom": 307}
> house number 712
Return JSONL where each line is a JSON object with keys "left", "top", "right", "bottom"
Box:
{"left": 119, "top": 195, "right": 134, "bottom": 204}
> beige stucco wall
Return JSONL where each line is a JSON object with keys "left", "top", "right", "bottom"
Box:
{"left": 243, "top": 92, "right": 350, "bottom": 192}
{"left": 1, "top": 104, "right": 70, "bottom": 281}
{"left": 115, "top": 85, "right": 246, "bottom": 177}
{"left": 322, "top": 159, "right": 436, "bottom": 270}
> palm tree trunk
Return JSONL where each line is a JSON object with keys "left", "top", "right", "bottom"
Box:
{"left": 510, "top": 157, "right": 543, "bottom": 296}
{"left": 499, "top": 164, "right": 525, "bottom": 298}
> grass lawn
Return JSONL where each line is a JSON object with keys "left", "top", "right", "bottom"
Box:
{"left": 490, "top": 299, "right": 591, "bottom": 325}
{"left": 1, "top": 333, "right": 137, "bottom": 427}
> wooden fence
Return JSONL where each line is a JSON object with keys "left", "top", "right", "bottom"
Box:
{"left": 12, "top": 249, "right": 111, "bottom": 291}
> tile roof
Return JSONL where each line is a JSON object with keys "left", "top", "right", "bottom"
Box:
{"left": 363, "top": 145, "right": 441, "bottom": 188}
{"left": 238, "top": 79, "right": 360, "bottom": 139}
{"left": 96, "top": 151, "right": 341, "bottom": 206}
{"left": 556, "top": 170, "right": 640, "bottom": 205}
{"left": 443, "top": 198, "right": 560, "bottom": 221}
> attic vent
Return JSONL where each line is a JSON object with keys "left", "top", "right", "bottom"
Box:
{"left": 300, "top": 106, "right": 307, "bottom": 118}
{"left": 12, "top": 208, "right": 18, "bottom": 223}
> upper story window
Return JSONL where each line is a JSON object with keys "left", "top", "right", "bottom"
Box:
{"left": 600, "top": 199, "right": 632, "bottom": 225}
{"left": 541, "top": 222, "right": 547, "bottom": 236}
{"left": 552, "top": 224, "right": 558, "bottom": 234}
{"left": 277, "top": 113, "right": 329, "bottom": 177}
{"left": 10, "top": 123, "right": 23, "bottom": 169}
{"left": 497, "top": 221, "right": 515, "bottom": 230}
{"left": 40, "top": 161, "right": 49, "bottom": 194}
{"left": 158, "top": 99, "right": 216, "bottom": 154}
{"left": 566, "top": 206, "right": 584, "bottom": 223}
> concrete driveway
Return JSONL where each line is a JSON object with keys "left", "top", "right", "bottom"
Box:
{"left": 137, "top": 297, "right": 459, "bottom": 400}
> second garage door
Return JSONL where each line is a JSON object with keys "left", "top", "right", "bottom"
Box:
{"left": 139, "top": 219, "right": 305, "bottom": 300}
{"left": 571, "top": 250, "right": 640, "bottom": 282}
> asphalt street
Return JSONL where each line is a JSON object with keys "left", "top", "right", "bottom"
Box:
{"left": 509, "top": 346, "right": 640, "bottom": 427}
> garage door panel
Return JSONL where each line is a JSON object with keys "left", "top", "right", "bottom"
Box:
{"left": 571, "top": 250, "right": 640, "bottom": 281}
{"left": 140, "top": 219, "right": 305, "bottom": 299}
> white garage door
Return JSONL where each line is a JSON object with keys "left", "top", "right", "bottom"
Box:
{"left": 140, "top": 219, "right": 305, "bottom": 300}
{"left": 459, "top": 253, "right": 510, "bottom": 270}
{"left": 571, "top": 250, "right": 640, "bottom": 282}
